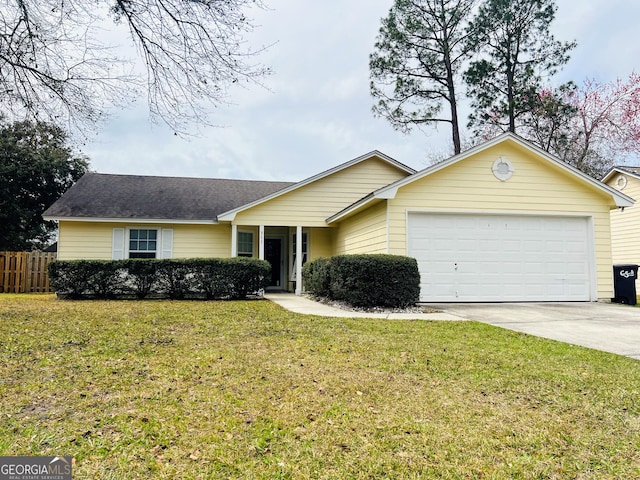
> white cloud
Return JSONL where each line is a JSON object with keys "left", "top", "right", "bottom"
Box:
{"left": 555, "top": 0, "right": 640, "bottom": 81}
{"left": 83, "top": 0, "right": 640, "bottom": 182}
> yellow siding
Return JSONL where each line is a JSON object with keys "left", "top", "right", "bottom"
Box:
{"left": 234, "top": 157, "right": 408, "bottom": 227}
{"left": 58, "top": 221, "right": 115, "bottom": 260}
{"left": 387, "top": 142, "right": 617, "bottom": 299}
{"left": 59, "top": 221, "right": 332, "bottom": 265}
{"left": 309, "top": 227, "right": 334, "bottom": 260}
{"left": 173, "top": 224, "right": 232, "bottom": 258}
{"left": 334, "top": 201, "right": 388, "bottom": 254}
{"left": 607, "top": 175, "right": 640, "bottom": 265}
{"left": 57, "top": 221, "right": 232, "bottom": 260}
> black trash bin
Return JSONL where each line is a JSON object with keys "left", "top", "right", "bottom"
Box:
{"left": 612, "top": 264, "right": 638, "bottom": 305}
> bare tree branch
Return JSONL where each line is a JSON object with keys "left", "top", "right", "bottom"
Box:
{"left": 0, "top": 0, "right": 269, "bottom": 135}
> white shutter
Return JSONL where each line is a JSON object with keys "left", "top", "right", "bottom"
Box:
{"left": 161, "top": 229, "right": 173, "bottom": 259}
{"left": 112, "top": 228, "right": 125, "bottom": 259}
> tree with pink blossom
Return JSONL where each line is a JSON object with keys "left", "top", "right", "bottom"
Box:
{"left": 479, "top": 73, "right": 640, "bottom": 178}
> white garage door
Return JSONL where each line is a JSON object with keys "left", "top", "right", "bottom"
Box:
{"left": 407, "top": 213, "right": 593, "bottom": 302}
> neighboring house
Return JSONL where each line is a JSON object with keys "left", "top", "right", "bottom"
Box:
{"left": 44, "top": 133, "right": 633, "bottom": 302}
{"left": 602, "top": 166, "right": 640, "bottom": 266}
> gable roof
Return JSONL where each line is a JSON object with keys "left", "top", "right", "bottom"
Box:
{"left": 602, "top": 166, "right": 640, "bottom": 182}
{"left": 43, "top": 173, "right": 294, "bottom": 223}
{"left": 216, "top": 150, "right": 416, "bottom": 221}
{"left": 328, "top": 133, "right": 634, "bottom": 224}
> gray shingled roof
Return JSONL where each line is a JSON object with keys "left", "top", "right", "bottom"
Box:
{"left": 43, "top": 173, "right": 295, "bottom": 221}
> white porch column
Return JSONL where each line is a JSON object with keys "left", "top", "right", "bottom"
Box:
{"left": 295, "top": 225, "right": 303, "bottom": 295}
{"left": 231, "top": 224, "right": 238, "bottom": 257}
{"left": 259, "top": 225, "right": 265, "bottom": 260}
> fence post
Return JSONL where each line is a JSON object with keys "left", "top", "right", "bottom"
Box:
{"left": 26, "top": 252, "right": 33, "bottom": 293}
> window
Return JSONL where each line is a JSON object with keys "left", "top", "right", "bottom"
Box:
{"left": 292, "top": 232, "right": 309, "bottom": 265}
{"left": 112, "top": 228, "right": 172, "bottom": 260}
{"left": 129, "top": 229, "right": 158, "bottom": 258}
{"left": 237, "top": 231, "right": 254, "bottom": 257}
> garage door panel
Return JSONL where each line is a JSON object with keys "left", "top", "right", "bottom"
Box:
{"left": 433, "top": 239, "right": 453, "bottom": 250}
{"left": 524, "top": 240, "right": 543, "bottom": 250}
{"left": 503, "top": 240, "right": 521, "bottom": 253}
{"left": 503, "top": 284, "right": 525, "bottom": 296}
{"left": 566, "top": 263, "right": 587, "bottom": 274}
{"left": 546, "top": 262, "right": 565, "bottom": 274}
{"left": 408, "top": 213, "right": 592, "bottom": 302}
{"left": 566, "top": 284, "right": 589, "bottom": 296}
{"left": 567, "top": 241, "right": 587, "bottom": 253}
{"left": 429, "top": 282, "right": 456, "bottom": 298}
{"left": 479, "top": 261, "right": 502, "bottom": 274}
{"left": 502, "top": 262, "right": 522, "bottom": 274}
{"left": 545, "top": 240, "right": 564, "bottom": 253}
{"left": 479, "top": 242, "right": 501, "bottom": 254}
{"left": 525, "top": 262, "right": 544, "bottom": 273}
{"left": 527, "top": 284, "right": 546, "bottom": 295}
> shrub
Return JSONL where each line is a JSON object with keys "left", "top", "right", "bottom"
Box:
{"left": 224, "top": 257, "right": 272, "bottom": 299}
{"left": 303, "top": 254, "right": 420, "bottom": 308}
{"left": 86, "top": 260, "right": 127, "bottom": 298}
{"left": 123, "top": 259, "right": 159, "bottom": 299}
{"left": 48, "top": 257, "right": 271, "bottom": 300}
{"left": 48, "top": 260, "right": 128, "bottom": 298}
{"left": 155, "top": 259, "right": 194, "bottom": 299}
{"left": 191, "top": 259, "right": 232, "bottom": 299}
{"left": 302, "top": 257, "right": 331, "bottom": 297}
{"left": 48, "top": 260, "right": 95, "bottom": 299}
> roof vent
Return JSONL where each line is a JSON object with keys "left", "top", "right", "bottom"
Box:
{"left": 492, "top": 157, "right": 514, "bottom": 181}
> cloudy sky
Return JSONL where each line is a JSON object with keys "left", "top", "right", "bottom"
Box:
{"left": 82, "top": 0, "right": 640, "bottom": 182}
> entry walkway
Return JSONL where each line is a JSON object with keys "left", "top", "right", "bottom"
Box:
{"left": 264, "top": 293, "right": 463, "bottom": 320}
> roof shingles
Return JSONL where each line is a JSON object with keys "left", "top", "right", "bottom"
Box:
{"left": 44, "top": 173, "right": 294, "bottom": 221}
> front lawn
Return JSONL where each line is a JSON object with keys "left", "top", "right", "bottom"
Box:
{"left": 1, "top": 295, "right": 639, "bottom": 479}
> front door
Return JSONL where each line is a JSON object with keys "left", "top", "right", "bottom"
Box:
{"left": 265, "top": 237, "right": 285, "bottom": 289}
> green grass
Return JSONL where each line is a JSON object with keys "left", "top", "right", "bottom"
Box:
{"left": 1, "top": 295, "right": 639, "bottom": 479}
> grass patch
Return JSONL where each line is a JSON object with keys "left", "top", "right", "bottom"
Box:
{"left": 1, "top": 295, "right": 639, "bottom": 479}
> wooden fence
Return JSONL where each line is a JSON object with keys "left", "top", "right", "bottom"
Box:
{"left": 0, "top": 251, "right": 57, "bottom": 293}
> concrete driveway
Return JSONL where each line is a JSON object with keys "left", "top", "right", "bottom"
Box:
{"left": 426, "top": 302, "right": 640, "bottom": 360}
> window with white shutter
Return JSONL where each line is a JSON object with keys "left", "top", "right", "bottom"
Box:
{"left": 112, "top": 227, "right": 174, "bottom": 259}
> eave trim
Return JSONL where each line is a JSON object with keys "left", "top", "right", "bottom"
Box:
{"left": 44, "top": 216, "right": 218, "bottom": 225}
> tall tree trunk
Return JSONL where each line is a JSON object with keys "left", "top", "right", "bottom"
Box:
{"left": 507, "top": 64, "right": 516, "bottom": 133}
{"left": 445, "top": 51, "right": 461, "bottom": 154}
{"left": 449, "top": 87, "right": 461, "bottom": 154}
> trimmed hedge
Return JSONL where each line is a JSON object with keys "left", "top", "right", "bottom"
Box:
{"left": 301, "top": 256, "right": 331, "bottom": 298}
{"left": 48, "top": 258, "right": 271, "bottom": 300}
{"left": 302, "top": 254, "right": 420, "bottom": 308}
